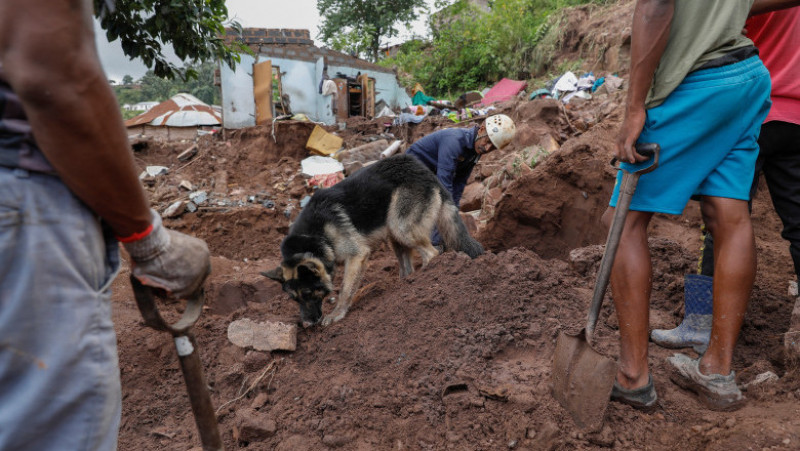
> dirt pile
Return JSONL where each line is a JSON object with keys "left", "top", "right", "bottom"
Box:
{"left": 110, "top": 1, "right": 800, "bottom": 449}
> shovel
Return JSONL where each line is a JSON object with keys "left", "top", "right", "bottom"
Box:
{"left": 131, "top": 276, "right": 224, "bottom": 451}
{"left": 552, "top": 142, "right": 660, "bottom": 431}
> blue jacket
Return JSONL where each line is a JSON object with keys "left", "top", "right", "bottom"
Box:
{"left": 405, "top": 126, "right": 479, "bottom": 206}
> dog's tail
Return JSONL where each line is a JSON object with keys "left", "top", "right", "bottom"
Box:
{"left": 437, "top": 200, "right": 484, "bottom": 258}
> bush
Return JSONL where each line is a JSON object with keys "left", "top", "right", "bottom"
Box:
{"left": 379, "top": 0, "right": 612, "bottom": 96}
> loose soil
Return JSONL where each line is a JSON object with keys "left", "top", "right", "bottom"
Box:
{"left": 113, "top": 2, "right": 800, "bottom": 449}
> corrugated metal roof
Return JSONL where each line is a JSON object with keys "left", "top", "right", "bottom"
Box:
{"left": 125, "top": 93, "right": 222, "bottom": 127}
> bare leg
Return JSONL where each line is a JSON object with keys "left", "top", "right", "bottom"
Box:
{"left": 604, "top": 207, "right": 654, "bottom": 390}
{"left": 699, "top": 196, "right": 755, "bottom": 375}
{"left": 322, "top": 253, "right": 369, "bottom": 325}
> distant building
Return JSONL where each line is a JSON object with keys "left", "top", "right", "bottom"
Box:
{"left": 220, "top": 28, "right": 412, "bottom": 128}
{"left": 125, "top": 93, "right": 221, "bottom": 141}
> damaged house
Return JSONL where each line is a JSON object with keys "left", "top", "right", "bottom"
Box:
{"left": 220, "top": 28, "right": 411, "bottom": 128}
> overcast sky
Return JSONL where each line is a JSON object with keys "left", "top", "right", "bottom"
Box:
{"left": 97, "top": 0, "right": 436, "bottom": 82}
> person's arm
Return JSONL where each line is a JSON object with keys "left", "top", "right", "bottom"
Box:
{"left": 617, "top": 0, "right": 674, "bottom": 164}
{"left": 0, "top": 0, "right": 210, "bottom": 298}
{"left": 750, "top": 0, "right": 800, "bottom": 16}
{"left": 0, "top": 0, "right": 150, "bottom": 237}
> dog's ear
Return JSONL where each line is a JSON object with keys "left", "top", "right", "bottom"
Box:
{"left": 260, "top": 266, "right": 286, "bottom": 283}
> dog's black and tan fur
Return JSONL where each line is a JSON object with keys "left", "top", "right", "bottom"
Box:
{"left": 262, "top": 155, "right": 483, "bottom": 326}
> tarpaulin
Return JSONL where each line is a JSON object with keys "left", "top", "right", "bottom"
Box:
{"left": 478, "top": 78, "right": 528, "bottom": 107}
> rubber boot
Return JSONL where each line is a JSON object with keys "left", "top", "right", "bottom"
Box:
{"left": 651, "top": 274, "right": 713, "bottom": 354}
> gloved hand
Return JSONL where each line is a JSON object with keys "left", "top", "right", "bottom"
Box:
{"left": 122, "top": 210, "right": 211, "bottom": 299}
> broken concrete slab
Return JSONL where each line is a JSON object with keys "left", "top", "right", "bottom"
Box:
{"left": 145, "top": 165, "right": 169, "bottom": 177}
{"left": 189, "top": 190, "right": 208, "bottom": 204}
{"left": 228, "top": 318, "right": 297, "bottom": 352}
{"left": 162, "top": 200, "right": 185, "bottom": 218}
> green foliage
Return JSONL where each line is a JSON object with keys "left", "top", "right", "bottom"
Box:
{"left": 380, "top": 0, "right": 611, "bottom": 96}
{"left": 94, "top": 0, "right": 248, "bottom": 80}
{"left": 317, "top": 0, "right": 428, "bottom": 62}
{"left": 112, "top": 62, "right": 220, "bottom": 107}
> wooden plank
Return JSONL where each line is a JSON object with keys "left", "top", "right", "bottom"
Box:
{"left": 253, "top": 60, "right": 273, "bottom": 125}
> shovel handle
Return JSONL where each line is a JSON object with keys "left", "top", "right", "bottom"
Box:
{"left": 586, "top": 143, "right": 660, "bottom": 341}
{"left": 130, "top": 277, "right": 224, "bottom": 450}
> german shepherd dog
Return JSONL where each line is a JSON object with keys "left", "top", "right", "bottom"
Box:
{"left": 261, "top": 154, "right": 484, "bottom": 327}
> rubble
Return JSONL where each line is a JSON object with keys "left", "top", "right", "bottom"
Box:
{"left": 227, "top": 319, "right": 297, "bottom": 352}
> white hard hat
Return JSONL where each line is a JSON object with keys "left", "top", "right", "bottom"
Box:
{"left": 485, "top": 114, "right": 516, "bottom": 150}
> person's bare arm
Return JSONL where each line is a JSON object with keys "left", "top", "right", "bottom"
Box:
{"left": 750, "top": 0, "right": 800, "bottom": 16}
{"left": 617, "top": 0, "right": 673, "bottom": 164}
{"left": 0, "top": 0, "right": 150, "bottom": 237}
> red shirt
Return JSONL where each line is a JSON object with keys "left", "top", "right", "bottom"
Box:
{"left": 746, "top": 8, "right": 800, "bottom": 125}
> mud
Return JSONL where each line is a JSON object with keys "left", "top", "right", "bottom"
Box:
{"left": 112, "top": 1, "right": 800, "bottom": 449}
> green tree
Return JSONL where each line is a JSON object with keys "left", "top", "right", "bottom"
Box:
{"left": 121, "top": 74, "right": 134, "bottom": 85}
{"left": 317, "top": 0, "right": 427, "bottom": 62}
{"left": 94, "top": 0, "right": 247, "bottom": 79}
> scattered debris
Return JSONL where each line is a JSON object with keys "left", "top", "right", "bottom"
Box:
{"left": 177, "top": 144, "right": 198, "bottom": 162}
{"left": 162, "top": 200, "right": 185, "bottom": 218}
{"left": 145, "top": 166, "right": 169, "bottom": 177}
{"left": 189, "top": 190, "right": 208, "bottom": 204}
{"left": 179, "top": 180, "right": 194, "bottom": 191}
{"left": 306, "top": 125, "right": 343, "bottom": 156}
{"left": 300, "top": 196, "right": 311, "bottom": 208}
{"left": 741, "top": 371, "right": 780, "bottom": 390}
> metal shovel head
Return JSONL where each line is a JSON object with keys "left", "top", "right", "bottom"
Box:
{"left": 552, "top": 328, "right": 617, "bottom": 431}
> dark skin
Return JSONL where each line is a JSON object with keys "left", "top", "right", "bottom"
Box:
{"left": 0, "top": 0, "right": 151, "bottom": 237}
{"left": 474, "top": 123, "right": 496, "bottom": 155}
{"left": 606, "top": 0, "right": 761, "bottom": 390}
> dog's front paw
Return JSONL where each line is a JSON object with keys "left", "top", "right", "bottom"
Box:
{"left": 321, "top": 309, "right": 347, "bottom": 326}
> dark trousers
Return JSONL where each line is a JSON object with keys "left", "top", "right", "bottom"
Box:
{"left": 701, "top": 121, "right": 800, "bottom": 280}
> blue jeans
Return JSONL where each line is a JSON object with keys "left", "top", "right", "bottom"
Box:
{"left": 0, "top": 167, "right": 121, "bottom": 450}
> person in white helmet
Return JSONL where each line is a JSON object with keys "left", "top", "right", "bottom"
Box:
{"left": 406, "top": 114, "right": 515, "bottom": 245}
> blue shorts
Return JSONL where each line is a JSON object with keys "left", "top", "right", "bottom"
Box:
{"left": 610, "top": 56, "right": 772, "bottom": 214}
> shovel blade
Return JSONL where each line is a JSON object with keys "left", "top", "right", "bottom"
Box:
{"left": 552, "top": 330, "right": 617, "bottom": 431}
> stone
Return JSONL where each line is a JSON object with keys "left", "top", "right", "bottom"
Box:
{"left": 539, "top": 134, "right": 560, "bottom": 154}
{"left": 227, "top": 318, "right": 297, "bottom": 352}
{"left": 484, "top": 187, "right": 503, "bottom": 207}
{"left": 162, "top": 201, "right": 185, "bottom": 219}
{"left": 250, "top": 392, "right": 269, "bottom": 410}
{"left": 587, "top": 425, "right": 615, "bottom": 448}
{"left": 179, "top": 180, "right": 194, "bottom": 191}
{"left": 568, "top": 245, "right": 604, "bottom": 276}
{"left": 189, "top": 190, "right": 208, "bottom": 204}
{"left": 145, "top": 165, "right": 169, "bottom": 177}
{"left": 742, "top": 371, "right": 779, "bottom": 390}
{"left": 185, "top": 201, "right": 198, "bottom": 213}
{"left": 234, "top": 409, "right": 277, "bottom": 442}
{"left": 784, "top": 298, "right": 800, "bottom": 359}
{"left": 243, "top": 351, "right": 270, "bottom": 372}
{"left": 460, "top": 183, "right": 485, "bottom": 212}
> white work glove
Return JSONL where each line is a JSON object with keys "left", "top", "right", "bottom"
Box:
{"left": 122, "top": 210, "right": 210, "bottom": 299}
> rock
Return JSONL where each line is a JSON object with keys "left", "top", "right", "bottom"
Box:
{"left": 189, "top": 190, "right": 208, "bottom": 204}
{"left": 262, "top": 200, "right": 275, "bottom": 209}
{"left": 485, "top": 187, "right": 503, "bottom": 207}
{"left": 784, "top": 298, "right": 800, "bottom": 359}
{"left": 742, "top": 371, "right": 779, "bottom": 390}
{"left": 185, "top": 201, "right": 198, "bottom": 213}
{"left": 460, "top": 183, "right": 485, "bottom": 212}
{"left": 250, "top": 392, "right": 269, "bottom": 410}
{"left": 569, "top": 245, "right": 604, "bottom": 276}
{"left": 145, "top": 165, "right": 169, "bottom": 177}
{"left": 539, "top": 134, "right": 560, "bottom": 154}
{"left": 287, "top": 176, "right": 307, "bottom": 198}
{"left": 588, "top": 425, "right": 615, "bottom": 447}
{"left": 179, "top": 180, "right": 194, "bottom": 191}
{"left": 234, "top": 409, "right": 277, "bottom": 442}
{"left": 227, "top": 318, "right": 297, "bottom": 352}
{"left": 162, "top": 201, "right": 185, "bottom": 218}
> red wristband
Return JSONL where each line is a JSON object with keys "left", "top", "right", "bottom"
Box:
{"left": 116, "top": 224, "right": 154, "bottom": 243}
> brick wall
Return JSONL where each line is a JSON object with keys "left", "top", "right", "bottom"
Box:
{"left": 225, "top": 28, "right": 313, "bottom": 45}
